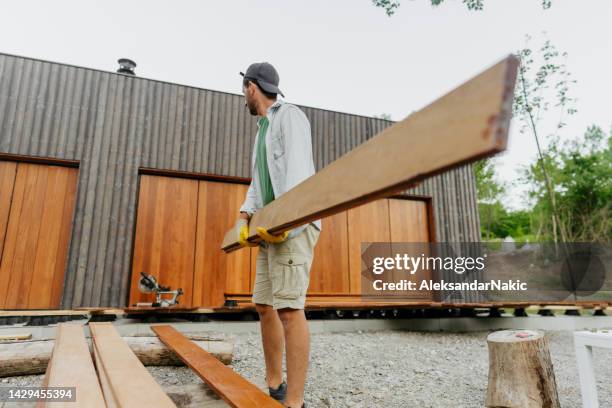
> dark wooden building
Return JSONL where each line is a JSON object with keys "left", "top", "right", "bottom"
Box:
{"left": 0, "top": 53, "right": 481, "bottom": 310}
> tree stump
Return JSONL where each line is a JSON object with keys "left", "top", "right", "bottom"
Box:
{"left": 485, "top": 329, "right": 560, "bottom": 408}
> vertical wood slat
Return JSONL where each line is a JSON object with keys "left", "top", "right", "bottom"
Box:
{"left": 0, "top": 162, "right": 78, "bottom": 308}
{"left": 388, "top": 198, "right": 433, "bottom": 300}
{"left": 347, "top": 200, "right": 391, "bottom": 295}
{"left": 0, "top": 161, "right": 17, "bottom": 264}
{"left": 309, "top": 212, "right": 350, "bottom": 294}
{"left": 193, "top": 181, "right": 249, "bottom": 307}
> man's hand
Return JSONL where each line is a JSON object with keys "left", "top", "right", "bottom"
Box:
{"left": 256, "top": 227, "right": 288, "bottom": 244}
{"left": 236, "top": 218, "right": 257, "bottom": 247}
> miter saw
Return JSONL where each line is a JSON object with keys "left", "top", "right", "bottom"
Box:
{"left": 136, "top": 272, "right": 183, "bottom": 307}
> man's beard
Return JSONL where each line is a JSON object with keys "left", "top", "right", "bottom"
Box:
{"left": 246, "top": 100, "right": 257, "bottom": 116}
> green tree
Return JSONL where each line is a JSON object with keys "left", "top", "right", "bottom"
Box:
{"left": 473, "top": 159, "right": 504, "bottom": 239}
{"left": 513, "top": 34, "right": 577, "bottom": 243}
{"left": 523, "top": 126, "right": 612, "bottom": 242}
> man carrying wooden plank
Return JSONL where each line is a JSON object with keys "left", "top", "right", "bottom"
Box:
{"left": 234, "top": 62, "right": 321, "bottom": 408}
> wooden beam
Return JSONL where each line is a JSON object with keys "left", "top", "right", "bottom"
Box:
{"left": 152, "top": 325, "right": 283, "bottom": 408}
{"left": 0, "top": 336, "right": 233, "bottom": 377}
{"left": 38, "top": 324, "right": 105, "bottom": 408}
{"left": 0, "top": 309, "right": 89, "bottom": 317}
{"left": 222, "top": 55, "right": 518, "bottom": 252}
{"left": 0, "top": 333, "right": 31, "bottom": 341}
{"left": 89, "top": 323, "right": 176, "bottom": 408}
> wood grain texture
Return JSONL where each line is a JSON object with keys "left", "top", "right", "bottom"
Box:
{"left": 347, "top": 200, "right": 392, "bottom": 294}
{"left": 0, "top": 161, "right": 17, "bottom": 267}
{"left": 389, "top": 198, "right": 433, "bottom": 301}
{"left": 194, "top": 181, "right": 249, "bottom": 307}
{"left": 89, "top": 322, "right": 176, "bottom": 408}
{"left": 0, "top": 163, "right": 78, "bottom": 309}
{"left": 129, "top": 175, "right": 198, "bottom": 307}
{"left": 38, "top": 324, "right": 105, "bottom": 408}
{"left": 389, "top": 199, "right": 430, "bottom": 242}
{"left": 152, "top": 325, "right": 283, "bottom": 408}
{"left": 222, "top": 55, "right": 518, "bottom": 252}
{"left": 309, "top": 212, "right": 350, "bottom": 294}
{"left": 486, "top": 330, "right": 560, "bottom": 408}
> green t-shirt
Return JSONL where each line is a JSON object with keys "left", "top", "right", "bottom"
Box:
{"left": 256, "top": 117, "right": 275, "bottom": 205}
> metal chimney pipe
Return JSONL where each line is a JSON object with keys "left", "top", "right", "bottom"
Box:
{"left": 117, "top": 58, "right": 136, "bottom": 75}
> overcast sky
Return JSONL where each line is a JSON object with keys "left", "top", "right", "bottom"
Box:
{"left": 1, "top": 0, "right": 610, "bottom": 209}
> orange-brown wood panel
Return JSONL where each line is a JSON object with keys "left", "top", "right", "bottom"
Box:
{"left": 129, "top": 175, "right": 198, "bottom": 307}
{"left": 309, "top": 212, "right": 350, "bottom": 294}
{"left": 389, "top": 198, "right": 430, "bottom": 242}
{"left": 389, "top": 198, "right": 433, "bottom": 301}
{"left": 0, "top": 161, "right": 17, "bottom": 265}
{"left": 347, "top": 199, "right": 392, "bottom": 294}
{"left": 193, "top": 181, "right": 250, "bottom": 307}
{"left": 0, "top": 162, "right": 78, "bottom": 309}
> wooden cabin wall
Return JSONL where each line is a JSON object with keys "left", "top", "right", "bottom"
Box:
{"left": 0, "top": 53, "right": 482, "bottom": 308}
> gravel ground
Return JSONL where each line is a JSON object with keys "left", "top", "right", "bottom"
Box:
{"left": 228, "top": 330, "right": 611, "bottom": 408}
{"left": 1, "top": 329, "right": 609, "bottom": 407}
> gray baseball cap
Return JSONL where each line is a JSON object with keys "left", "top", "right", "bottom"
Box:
{"left": 240, "top": 62, "right": 284, "bottom": 97}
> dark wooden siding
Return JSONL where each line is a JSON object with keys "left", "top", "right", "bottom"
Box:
{"left": 0, "top": 53, "right": 482, "bottom": 307}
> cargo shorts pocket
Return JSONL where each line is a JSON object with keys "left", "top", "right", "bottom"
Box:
{"left": 272, "top": 253, "right": 308, "bottom": 300}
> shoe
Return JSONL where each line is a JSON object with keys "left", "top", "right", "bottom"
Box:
{"left": 268, "top": 380, "right": 287, "bottom": 402}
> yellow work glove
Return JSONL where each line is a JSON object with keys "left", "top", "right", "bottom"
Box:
{"left": 236, "top": 218, "right": 257, "bottom": 247}
{"left": 256, "top": 227, "right": 288, "bottom": 244}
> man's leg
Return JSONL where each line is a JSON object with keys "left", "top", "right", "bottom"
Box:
{"left": 270, "top": 225, "right": 320, "bottom": 407}
{"left": 278, "top": 308, "right": 309, "bottom": 408}
{"left": 255, "top": 303, "right": 284, "bottom": 389}
{"left": 252, "top": 244, "right": 284, "bottom": 390}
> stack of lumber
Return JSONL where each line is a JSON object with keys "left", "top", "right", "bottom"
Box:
{"left": 34, "top": 323, "right": 281, "bottom": 408}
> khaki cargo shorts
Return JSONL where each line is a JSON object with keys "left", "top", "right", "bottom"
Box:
{"left": 252, "top": 224, "right": 320, "bottom": 310}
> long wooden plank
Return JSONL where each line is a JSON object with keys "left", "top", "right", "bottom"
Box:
{"left": 38, "top": 323, "right": 105, "bottom": 408}
{"left": 152, "top": 325, "right": 283, "bottom": 408}
{"left": 89, "top": 322, "right": 176, "bottom": 408}
{"left": 93, "top": 339, "right": 117, "bottom": 408}
{"left": 222, "top": 55, "right": 518, "bottom": 252}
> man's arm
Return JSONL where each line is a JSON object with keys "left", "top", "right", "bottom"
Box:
{"left": 280, "top": 106, "right": 315, "bottom": 193}
{"left": 239, "top": 179, "right": 257, "bottom": 218}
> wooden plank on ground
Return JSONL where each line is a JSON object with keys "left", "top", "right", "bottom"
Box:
{"left": 0, "top": 310, "right": 89, "bottom": 317}
{"left": 89, "top": 322, "right": 176, "bottom": 408}
{"left": 38, "top": 323, "right": 105, "bottom": 408}
{"left": 152, "top": 325, "right": 283, "bottom": 408}
{"left": 222, "top": 55, "right": 518, "bottom": 252}
{"left": 0, "top": 334, "right": 31, "bottom": 341}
